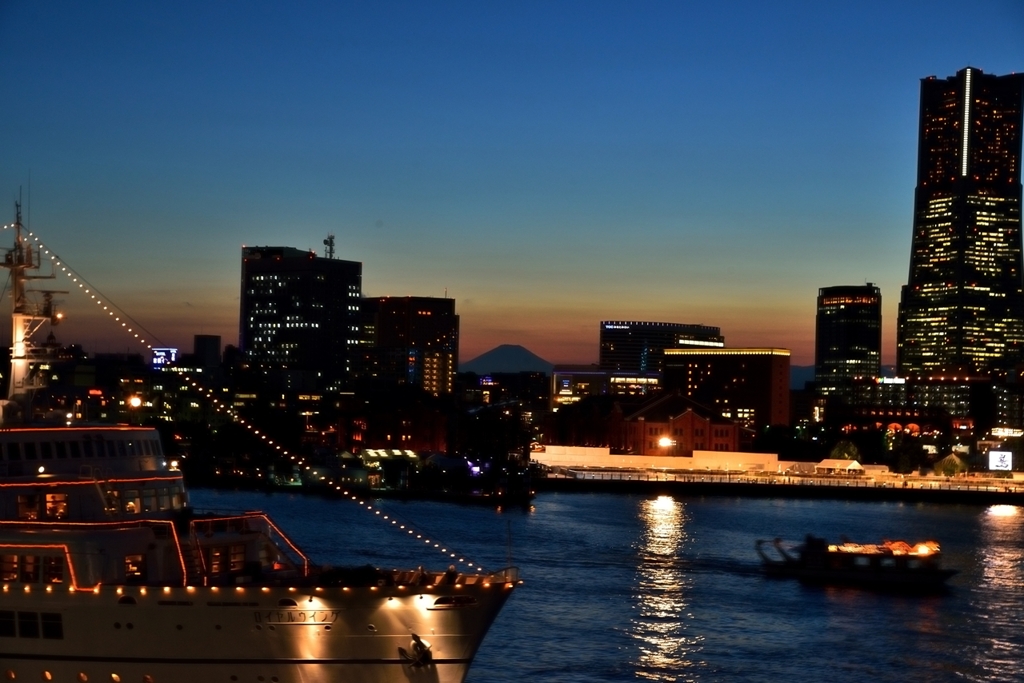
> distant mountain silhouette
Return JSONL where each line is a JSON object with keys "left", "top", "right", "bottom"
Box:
{"left": 461, "top": 344, "right": 554, "bottom": 375}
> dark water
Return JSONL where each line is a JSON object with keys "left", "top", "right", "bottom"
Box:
{"left": 190, "top": 489, "right": 1024, "bottom": 683}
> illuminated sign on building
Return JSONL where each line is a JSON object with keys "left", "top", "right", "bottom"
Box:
{"left": 989, "top": 450, "right": 1012, "bottom": 471}
{"left": 151, "top": 348, "right": 178, "bottom": 369}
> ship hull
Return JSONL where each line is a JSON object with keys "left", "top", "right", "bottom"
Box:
{"left": 0, "top": 582, "right": 515, "bottom": 683}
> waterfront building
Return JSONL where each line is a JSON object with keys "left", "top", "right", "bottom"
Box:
{"left": 360, "top": 296, "right": 459, "bottom": 396}
{"left": 662, "top": 348, "right": 791, "bottom": 429}
{"left": 599, "top": 321, "right": 724, "bottom": 373}
{"left": 897, "top": 67, "right": 1024, "bottom": 376}
{"left": 815, "top": 284, "right": 882, "bottom": 400}
{"left": 239, "top": 245, "right": 362, "bottom": 391}
{"left": 618, "top": 392, "right": 740, "bottom": 456}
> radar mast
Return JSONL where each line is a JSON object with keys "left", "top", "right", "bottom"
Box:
{"left": 2, "top": 202, "right": 63, "bottom": 421}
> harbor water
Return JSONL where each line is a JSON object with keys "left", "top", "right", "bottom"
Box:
{"left": 190, "top": 488, "right": 1024, "bottom": 683}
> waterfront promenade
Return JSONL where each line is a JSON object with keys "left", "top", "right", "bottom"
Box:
{"left": 535, "top": 467, "right": 1024, "bottom": 505}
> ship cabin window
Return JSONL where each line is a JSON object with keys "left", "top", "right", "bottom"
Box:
{"left": 854, "top": 556, "right": 871, "bottom": 568}
{"left": 43, "top": 557, "right": 64, "bottom": 584}
{"left": 16, "top": 494, "right": 39, "bottom": 520}
{"left": 151, "top": 439, "right": 162, "bottom": 457}
{"left": 171, "top": 486, "right": 185, "bottom": 509}
{"left": 82, "top": 440, "right": 94, "bottom": 458}
{"left": 123, "top": 490, "right": 141, "bottom": 515}
{"left": 8, "top": 443, "right": 20, "bottom": 461}
{"left": 23, "top": 443, "right": 37, "bottom": 460}
{"left": 40, "top": 443, "right": 52, "bottom": 460}
{"left": 125, "top": 554, "right": 147, "bottom": 583}
{"left": 55, "top": 442, "right": 67, "bottom": 459}
{"left": 104, "top": 490, "right": 121, "bottom": 515}
{"left": 106, "top": 440, "right": 117, "bottom": 458}
{"left": 92, "top": 437, "right": 105, "bottom": 458}
{"left": 1, "top": 555, "right": 17, "bottom": 581}
{"left": 157, "top": 488, "right": 171, "bottom": 511}
{"left": 69, "top": 441, "right": 81, "bottom": 458}
{"left": 44, "top": 493, "right": 67, "bottom": 520}
{"left": 206, "top": 545, "right": 246, "bottom": 575}
{"left": 142, "top": 440, "right": 152, "bottom": 456}
{"left": 19, "top": 556, "right": 39, "bottom": 584}
{"left": 142, "top": 490, "right": 157, "bottom": 513}
{"left": 40, "top": 613, "right": 63, "bottom": 639}
{"left": 17, "top": 612, "right": 38, "bottom": 638}
{"left": 117, "top": 440, "right": 128, "bottom": 458}
{"left": 230, "top": 545, "right": 246, "bottom": 572}
{"left": 0, "top": 611, "right": 13, "bottom": 637}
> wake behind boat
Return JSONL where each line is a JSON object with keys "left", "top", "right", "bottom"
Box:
{"left": 756, "top": 534, "right": 957, "bottom": 591}
{"left": 0, "top": 204, "right": 520, "bottom": 682}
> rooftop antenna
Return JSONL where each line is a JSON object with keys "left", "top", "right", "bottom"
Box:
{"left": 323, "top": 234, "right": 335, "bottom": 260}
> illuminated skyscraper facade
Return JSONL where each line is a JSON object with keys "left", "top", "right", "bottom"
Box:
{"left": 239, "top": 246, "right": 362, "bottom": 391}
{"left": 599, "top": 321, "right": 724, "bottom": 373}
{"left": 815, "top": 284, "right": 882, "bottom": 397}
{"left": 897, "top": 67, "right": 1024, "bottom": 376}
{"left": 361, "top": 296, "right": 459, "bottom": 395}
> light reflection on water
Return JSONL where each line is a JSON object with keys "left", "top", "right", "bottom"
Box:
{"left": 191, "top": 490, "right": 1024, "bottom": 683}
{"left": 632, "top": 495, "right": 704, "bottom": 681}
{"left": 961, "top": 504, "right": 1024, "bottom": 682}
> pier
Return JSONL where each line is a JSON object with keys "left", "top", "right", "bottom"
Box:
{"left": 535, "top": 468, "right": 1024, "bottom": 506}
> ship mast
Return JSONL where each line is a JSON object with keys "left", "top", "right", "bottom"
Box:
{"left": 2, "top": 201, "right": 62, "bottom": 421}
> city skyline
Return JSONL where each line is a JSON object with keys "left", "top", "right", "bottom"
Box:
{"left": 1, "top": 2, "right": 1022, "bottom": 366}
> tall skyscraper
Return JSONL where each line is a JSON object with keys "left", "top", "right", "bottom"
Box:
{"left": 239, "top": 246, "right": 362, "bottom": 391}
{"left": 897, "top": 67, "right": 1024, "bottom": 376}
{"left": 815, "top": 284, "right": 882, "bottom": 397}
{"left": 599, "top": 321, "right": 724, "bottom": 373}
{"left": 360, "top": 296, "right": 459, "bottom": 396}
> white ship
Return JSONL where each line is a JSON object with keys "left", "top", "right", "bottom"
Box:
{"left": 0, "top": 205, "right": 520, "bottom": 682}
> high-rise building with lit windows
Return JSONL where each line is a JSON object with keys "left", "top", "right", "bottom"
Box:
{"left": 897, "top": 67, "right": 1024, "bottom": 376}
{"left": 815, "top": 284, "right": 882, "bottom": 397}
{"left": 360, "top": 296, "right": 459, "bottom": 395}
{"left": 239, "top": 245, "right": 363, "bottom": 391}
{"left": 599, "top": 321, "right": 724, "bottom": 373}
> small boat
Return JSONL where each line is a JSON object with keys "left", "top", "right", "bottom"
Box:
{"left": 756, "top": 534, "right": 957, "bottom": 591}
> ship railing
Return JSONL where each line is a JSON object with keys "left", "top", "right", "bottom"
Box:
{"left": 189, "top": 512, "right": 311, "bottom": 578}
{"left": 487, "top": 566, "right": 520, "bottom": 583}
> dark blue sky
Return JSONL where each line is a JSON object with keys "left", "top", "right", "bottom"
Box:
{"left": 1, "top": 1, "right": 1022, "bottom": 364}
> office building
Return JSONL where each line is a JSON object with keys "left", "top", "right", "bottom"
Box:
{"left": 815, "top": 284, "right": 882, "bottom": 398}
{"left": 239, "top": 246, "right": 362, "bottom": 391}
{"left": 599, "top": 321, "right": 724, "bottom": 373}
{"left": 662, "top": 348, "right": 791, "bottom": 428}
{"left": 361, "top": 296, "right": 459, "bottom": 395}
{"left": 897, "top": 67, "right": 1024, "bottom": 376}
{"left": 550, "top": 365, "right": 660, "bottom": 409}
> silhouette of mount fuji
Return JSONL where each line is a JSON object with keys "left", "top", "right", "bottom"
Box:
{"left": 461, "top": 344, "right": 554, "bottom": 375}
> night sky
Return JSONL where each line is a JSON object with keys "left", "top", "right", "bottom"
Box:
{"left": 1, "top": 1, "right": 1022, "bottom": 366}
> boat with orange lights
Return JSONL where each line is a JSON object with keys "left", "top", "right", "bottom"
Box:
{"left": 0, "top": 204, "right": 520, "bottom": 682}
{"left": 756, "top": 535, "right": 957, "bottom": 590}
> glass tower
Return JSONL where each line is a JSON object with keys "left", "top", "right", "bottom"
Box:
{"left": 897, "top": 67, "right": 1024, "bottom": 376}
{"left": 815, "top": 284, "right": 882, "bottom": 397}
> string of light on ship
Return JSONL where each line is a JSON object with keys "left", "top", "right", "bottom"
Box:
{"left": 1, "top": 223, "right": 484, "bottom": 573}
